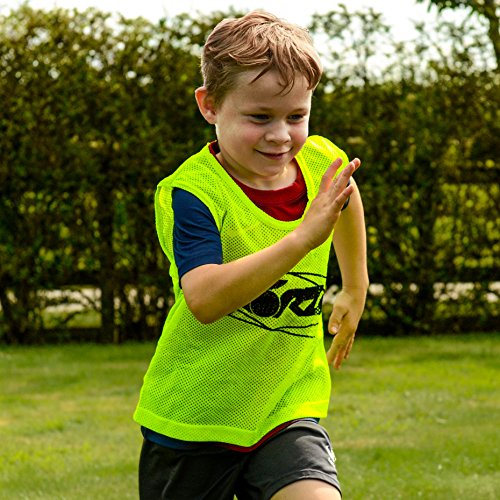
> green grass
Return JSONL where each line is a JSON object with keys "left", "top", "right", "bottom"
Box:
{"left": 328, "top": 334, "right": 500, "bottom": 499}
{"left": 0, "top": 334, "right": 499, "bottom": 499}
{"left": 0, "top": 343, "right": 154, "bottom": 499}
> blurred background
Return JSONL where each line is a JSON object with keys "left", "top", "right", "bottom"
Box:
{"left": 0, "top": 2, "right": 498, "bottom": 499}
{"left": 0, "top": 0, "right": 497, "bottom": 343}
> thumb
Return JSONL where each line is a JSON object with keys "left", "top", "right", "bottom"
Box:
{"left": 328, "top": 305, "right": 345, "bottom": 336}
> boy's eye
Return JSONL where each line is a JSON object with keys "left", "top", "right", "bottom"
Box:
{"left": 248, "top": 114, "right": 306, "bottom": 123}
{"left": 249, "top": 114, "right": 270, "bottom": 121}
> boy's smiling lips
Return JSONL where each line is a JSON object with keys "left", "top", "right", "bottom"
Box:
{"left": 257, "top": 149, "right": 291, "bottom": 160}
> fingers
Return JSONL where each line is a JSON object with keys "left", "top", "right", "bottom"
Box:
{"left": 302, "top": 157, "right": 361, "bottom": 250}
{"left": 333, "top": 182, "right": 355, "bottom": 211}
{"left": 334, "top": 158, "right": 360, "bottom": 193}
{"left": 327, "top": 332, "right": 355, "bottom": 370}
{"left": 319, "top": 157, "right": 361, "bottom": 193}
{"left": 326, "top": 286, "right": 364, "bottom": 369}
{"left": 318, "top": 157, "right": 343, "bottom": 193}
{"left": 327, "top": 306, "right": 356, "bottom": 369}
{"left": 345, "top": 335, "right": 355, "bottom": 359}
{"left": 335, "top": 157, "right": 361, "bottom": 182}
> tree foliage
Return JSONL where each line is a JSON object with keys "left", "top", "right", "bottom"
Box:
{"left": 416, "top": 0, "right": 500, "bottom": 68}
{"left": 0, "top": 6, "right": 215, "bottom": 342}
{"left": 311, "top": 6, "right": 499, "bottom": 334}
{"left": 0, "top": 5, "right": 498, "bottom": 342}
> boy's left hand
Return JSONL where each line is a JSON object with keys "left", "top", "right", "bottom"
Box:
{"left": 326, "top": 287, "right": 367, "bottom": 370}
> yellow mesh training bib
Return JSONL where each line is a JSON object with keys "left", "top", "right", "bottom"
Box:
{"left": 134, "top": 135, "right": 349, "bottom": 446}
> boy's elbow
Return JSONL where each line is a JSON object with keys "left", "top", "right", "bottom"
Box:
{"left": 181, "top": 266, "right": 225, "bottom": 323}
{"left": 192, "top": 310, "right": 218, "bottom": 325}
{"left": 185, "top": 298, "right": 221, "bottom": 324}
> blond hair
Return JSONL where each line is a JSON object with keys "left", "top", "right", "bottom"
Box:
{"left": 201, "top": 10, "right": 323, "bottom": 106}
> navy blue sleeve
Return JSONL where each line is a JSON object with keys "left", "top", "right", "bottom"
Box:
{"left": 172, "top": 188, "right": 223, "bottom": 280}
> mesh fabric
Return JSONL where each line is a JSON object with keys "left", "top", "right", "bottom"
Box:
{"left": 134, "top": 135, "right": 349, "bottom": 446}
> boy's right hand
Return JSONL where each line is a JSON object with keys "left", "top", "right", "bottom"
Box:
{"left": 181, "top": 157, "right": 360, "bottom": 324}
{"left": 297, "top": 157, "right": 361, "bottom": 250}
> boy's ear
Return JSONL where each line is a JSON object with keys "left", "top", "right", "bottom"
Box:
{"left": 195, "top": 86, "right": 217, "bottom": 124}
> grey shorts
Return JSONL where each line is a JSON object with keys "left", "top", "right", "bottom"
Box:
{"left": 139, "top": 419, "right": 341, "bottom": 500}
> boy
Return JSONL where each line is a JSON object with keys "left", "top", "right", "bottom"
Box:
{"left": 134, "top": 10, "right": 368, "bottom": 500}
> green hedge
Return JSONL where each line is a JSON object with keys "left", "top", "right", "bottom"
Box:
{"left": 0, "top": 6, "right": 498, "bottom": 343}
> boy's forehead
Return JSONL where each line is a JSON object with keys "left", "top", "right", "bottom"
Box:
{"left": 233, "top": 69, "right": 310, "bottom": 98}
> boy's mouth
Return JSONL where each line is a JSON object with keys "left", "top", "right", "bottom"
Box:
{"left": 258, "top": 150, "right": 290, "bottom": 160}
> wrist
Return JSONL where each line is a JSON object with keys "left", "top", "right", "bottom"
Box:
{"left": 290, "top": 225, "right": 316, "bottom": 254}
{"left": 342, "top": 282, "right": 369, "bottom": 296}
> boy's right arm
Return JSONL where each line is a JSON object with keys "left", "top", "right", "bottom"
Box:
{"left": 181, "top": 158, "right": 360, "bottom": 324}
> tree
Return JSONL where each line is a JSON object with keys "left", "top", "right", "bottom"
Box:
{"left": 1, "top": 5, "right": 497, "bottom": 342}
{"left": 0, "top": 6, "right": 209, "bottom": 342}
{"left": 311, "top": 6, "right": 499, "bottom": 335}
{"left": 416, "top": 0, "right": 500, "bottom": 69}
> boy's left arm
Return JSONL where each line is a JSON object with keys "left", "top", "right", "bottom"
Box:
{"left": 328, "top": 177, "right": 369, "bottom": 370}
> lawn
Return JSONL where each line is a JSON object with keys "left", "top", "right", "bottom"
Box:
{"left": 0, "top": 333, "right": 498, "bottom": 499}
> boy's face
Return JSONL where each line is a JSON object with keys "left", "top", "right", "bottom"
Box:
{"left": 198, "top": 69, "right": 312, "bottom": 190}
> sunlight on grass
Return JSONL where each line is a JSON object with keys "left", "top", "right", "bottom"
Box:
{"left": 0, "top": 343, "right": 154, "bottom": 499}
{"left": 1, "top": 335, "right": 499, "bottom": 499}
{"left": 325, "top": 334, "right": 500, "bottom": 499}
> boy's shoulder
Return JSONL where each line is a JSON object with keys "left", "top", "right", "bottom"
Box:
{"left": 298, "top": 135, "right": 349, "bottom": 173}
{"left": 157, "top": 144, "right": 215, "bottom": 189}
{"left": 302, "top": 135, "right": 348, "bottom": 162}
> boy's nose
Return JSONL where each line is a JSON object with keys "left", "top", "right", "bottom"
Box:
{"left": 265, "top": 122, "right": 291, "bottom": 144}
